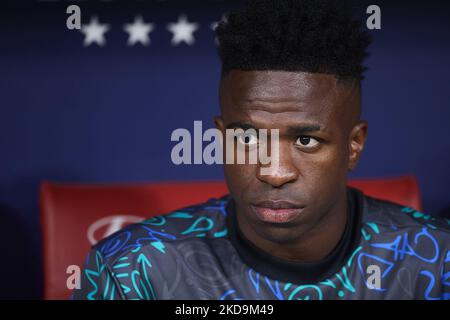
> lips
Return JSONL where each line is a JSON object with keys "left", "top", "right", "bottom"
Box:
{"left": 251, "top": 200, "right": 304, "bottom": 224}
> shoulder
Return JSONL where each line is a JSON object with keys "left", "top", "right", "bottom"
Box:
{"left": 92, "top": 195, "right": 232, "bottom": 267}
{"left": 361, "top": 192, "right": 450, "bottom": 236}
{"left": 358, "top": 191, "right": 450, "bottom": 267}
{"left": 355, "top": 192, "right": 450, "bottom": 299}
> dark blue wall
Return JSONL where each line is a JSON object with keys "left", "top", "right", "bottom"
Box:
{"left": 0, "top": 0, "right": 449, "bottom": 298}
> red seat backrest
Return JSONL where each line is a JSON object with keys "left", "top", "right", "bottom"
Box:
{"left": 40, "top": 176, "right": 422, "bottom": 299}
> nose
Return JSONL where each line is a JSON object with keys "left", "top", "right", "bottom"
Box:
{"left": 256, "top": 143, "right": 299, "bottom": 188}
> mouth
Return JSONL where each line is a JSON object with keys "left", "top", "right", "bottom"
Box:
{"left": 251, "top": 200, "right": 304, "bottom": 224}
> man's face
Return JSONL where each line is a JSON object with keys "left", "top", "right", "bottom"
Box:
{"left": 216, "top": 70, "right": 367, "bottom": 245}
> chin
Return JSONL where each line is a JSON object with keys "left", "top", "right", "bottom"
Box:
{"left": 251, "top": 218, "right": 311, "bottom": 244}
{"left": 256, "top": 226, "right": 307, "bottom": 245}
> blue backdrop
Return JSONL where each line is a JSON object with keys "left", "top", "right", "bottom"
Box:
{"left": 0, "top": 0, "right": 449, "bottom": 298}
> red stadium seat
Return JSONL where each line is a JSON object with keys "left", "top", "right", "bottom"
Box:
{"left": 40, "top": 176, "right": 422, "bottom": 299}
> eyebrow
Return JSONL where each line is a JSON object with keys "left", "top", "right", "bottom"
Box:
{"left": 226, "top": 122, "right": 256, "bottom": 131}
{"left": 226, "top": 122, "right": 323, "bottom": 135}
{"left": 286, "top": 124, "right": 322, "bottom": 136}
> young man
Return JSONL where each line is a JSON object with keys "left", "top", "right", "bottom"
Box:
{"left": 73, "top": 0, "right": 450, "bottom": 300}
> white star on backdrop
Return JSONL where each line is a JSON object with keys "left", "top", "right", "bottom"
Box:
{"left": 210, "top": 21, "right": 219, "bottom": 31}
{"left": 80, "top": 16, "right": 110, "bottom": 47}
{"left": 210, "top": 21, "right": 219, "bottom": 45}
{"left": 167, "top": 14, "right": 199, "bottom": 46}
{"left": 211, "top": 15, "right": 227, "bottom": 45}
{"left": 211, "top": 14, "right": 227, "bottom": 31}
{"left": 123, "top": 16, "right": 155, "bottom": 46}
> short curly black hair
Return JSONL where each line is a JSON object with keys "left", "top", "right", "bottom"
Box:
{"left": 215, "top": 0, "right": 372, "bottom": 82}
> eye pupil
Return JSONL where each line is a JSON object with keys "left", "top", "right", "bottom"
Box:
{"left": 244, "top": 136, "right": 251, "bottom": 143}
{"left": 300, "top": 136, "right": 310, "bottom": 145}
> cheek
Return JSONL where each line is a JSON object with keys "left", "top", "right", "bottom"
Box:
{"left": 296, "top": 146, "right": 348, "bottom": 192}
{"left": 223, "top": 164, "right": 257, "bottom": 200}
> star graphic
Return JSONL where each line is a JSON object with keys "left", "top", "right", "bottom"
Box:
{"left": 80, "top": 16, "right": 110, "bottom": 47}
{"left": 167, "top": 14, "right": 199, "bottom": 46}
{"left": 123, "top": 16, "right": 155, "bottom": 46}
{"left": 211, "top": 15, "right": 227, "bottom": 45}
{"left": 211, "top": 14, "right": 227, "bottom": 32}
{"left": 210, "top": 21, "right": 219, "bottom": 31}
{"left": 210, "top": 21, "right": 220, "bottom": 45}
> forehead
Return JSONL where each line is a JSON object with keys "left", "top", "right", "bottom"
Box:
{"left": 221, "top": 70, "right": 338, "bottom": 106}
{"left": 219, "top": 70, "right": 358, "bottom": 132}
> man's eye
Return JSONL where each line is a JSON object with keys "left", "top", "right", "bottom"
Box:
{"left": 237, "top": 133, "right": 258, "bottom": 146}
{"left": 295, "top": 136, "right": 320, "bottom": 148}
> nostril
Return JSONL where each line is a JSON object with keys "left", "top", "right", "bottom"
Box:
{"left": 257, "top": 171, "right": 298, "bottom": 188}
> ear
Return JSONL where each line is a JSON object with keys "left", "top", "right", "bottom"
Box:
{"left": 348, "top": 120, "right": 368, "bottom": 171}
{"left": 214, "top": 116, "right": 224, "bottom": 132}
{"left": 214, "top": 116, "right": 226, "bottom": 151}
